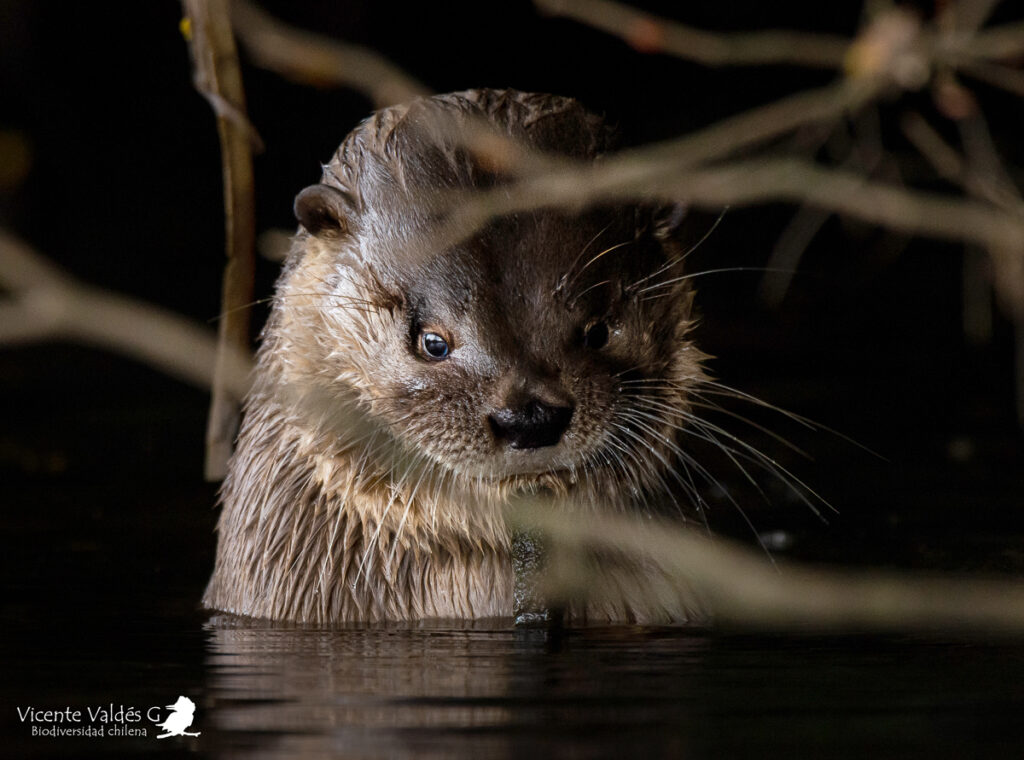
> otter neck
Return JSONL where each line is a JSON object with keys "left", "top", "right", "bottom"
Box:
{"left": 203, "top": 373, "right": 514, "bottom": 623}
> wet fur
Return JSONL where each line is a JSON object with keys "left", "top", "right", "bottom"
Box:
{"left": 204, "top": 90, "right": 708, "bottom": 623}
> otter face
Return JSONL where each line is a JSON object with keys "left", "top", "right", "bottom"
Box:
{"left": 288, "top": 187, "right": 702, "bottom": 503}
{"left": 274, "top": 91, "right": 705, "bottom": 504}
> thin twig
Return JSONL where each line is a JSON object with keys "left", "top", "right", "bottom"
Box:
{"left": 230, "top": 0, "right": 431, "bottom": 108}
{"left": 537, "top": 0, "right": 1024, "bottom": 81}
{"left": 760, "top": 205, "right": 832, "bottom": 307}
{"left": 442, "top": 149, "right": 1024, "bottom": 263}
{"left": 962, "top": 19, "right": 1024, "bottom": 60}
{"left": 762, "top": 109, "right": 886, "bottom": 305}
{"left": 901, "top": 107, "right": 1024, "bottom": 419}
{"left": 900, "top": 111, "right": 969, "bottom": 185}
{"left": 667, "top": 158, "right": 1024, "bottom": 251}
{"left": 445, "top": 78, "right": 880, "bottom": 221}
{"left": 534, "top": 0, "right": 850, "bottom": 68}
{"left": 960, "top": 111, "right": 1024, "bottom": 422}
{"left": 182, "top": 0, "right": 257, "bottom": 480}
{"left": 0, "top": 230, "right": 253, "bottom": 397}
{"left": 959, "top": 59, "right": 1024, "bottom": 97}
{"left": 901, "top": 111, "right": 998, "bottom": 345}
{"left": 963, "top": 0, "right": 1004, "bottom": 32}
{"left": 508, "top": 500, "right": 1024, "bottom": 634}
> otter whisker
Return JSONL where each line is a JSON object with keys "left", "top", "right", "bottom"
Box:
{"left": 621, "top": 410, "right": 781, "bottom": 563}
{"left": 324, "top": 431, "right": 382, "bottom": 560}
{"left": 694, "top": 378, "right": 817, "bottom": 427}
{"left": 354, "top": 453, "right": 416, "bottom": 584}
{"left": 612, "top": 363, "right": 648, "bottom": 379}
{"left": 610, "top": 399, "right": 770, "bottom": 536}
{"left": 561, "top": 240, "right": 630, "bottom": 307}
{"left": 554, "top": 220, "right": 613, "bottom": 297}
{"left": 385, "top": 456, "right": 434, "bottom": 574}
{"left": 619, "top": 386, "right": 815, "bottom": 505}
{"left": 611, "top": 415, "right": 696, "bottom": 502}
{"left": 638, "top": 266, "right": 788, "bottom": 297}
{"left": 688, "top": 398, "right": 811, "bottom": 458}
{"left": 623, "top": 404, "right": 772, "bottom": 504}
{"left": 568, "top": 279, "right": 612, "bottom": 307}
{"left": 696, "top": 381, "right": 877, "bottom": 459}
{"left": 565, "top": 240, "right": 632, "bottom": 296}
{"left": 290, "top": 431, "right": 389, "bottom": 594}
{"left": 621, "top": 376, "right": 820, "bottom": 451}
{"left": 625, "top": 207, "right": 728, "bottom": 294}
{"left": 679, "top": 411, "right": 832, "bottom": 519}
{"left": 211, "top": 295, "right": 277, "bottom": 322}
{"left": 610, "top": 417, "right": 713, "bottom": 529}
{"left": 599, "top": 429, "right": 655, "bottom": 511}
{"left": 630, "top": 390, "right": 809, "bottom": 459}
{"left": 276, "top": 290, "right": 383, "bottom": 309}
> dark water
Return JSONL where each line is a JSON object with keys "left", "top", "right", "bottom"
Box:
{"left": 4, "top": 466, "right": 1024, "bottom": 759}
{"left": 194, "top": 623, "right": 1024, "bottom": 759}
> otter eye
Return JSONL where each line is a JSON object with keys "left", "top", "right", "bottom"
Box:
{"left": 421, "top": 332, "right": 450, "bottom": 360}
{"left": 584, "top": 321, "right": 609, "bottom": 350}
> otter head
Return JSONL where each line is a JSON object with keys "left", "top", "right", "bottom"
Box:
{"left": 276, "top": 90, "right": 704, "bottom": 505}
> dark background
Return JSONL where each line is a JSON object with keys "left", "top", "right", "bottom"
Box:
{"left": 2, "top": 0, "right": 1023, "bottom": 605}
{"left": 3, "top": 2, "right": 1024, "bottom": 756}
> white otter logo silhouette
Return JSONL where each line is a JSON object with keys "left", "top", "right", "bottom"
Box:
{"left": 156, "top": 696, "right": 201, "bottom": 739}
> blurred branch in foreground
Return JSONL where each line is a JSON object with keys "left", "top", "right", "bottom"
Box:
{"left": 535, "top": 0, "right": 850, "bottom": 68}
{"left": 229, "top": 0, "right": 431, "bottom": 107}
{"left": 182, "top": 0, "right": 258, "bottom": 480}
{"left": 0, "top": 230, "right": 253, "bottom": 398}
{"left": 536, "top": 0, "right": 1024, "bottom": 73}
{"left": 447, "top": 149, "right": 1024, "bottom": 254}
{"left": 508, "top": 500, "right": 1024, "bottom": 635}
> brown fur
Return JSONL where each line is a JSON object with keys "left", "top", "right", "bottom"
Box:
{"left": 203, "top": 90, "right": 708, "bottom": 623}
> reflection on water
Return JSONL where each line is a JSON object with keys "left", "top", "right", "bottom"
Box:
{"left": 202, "top": 616, "right": 1024, "bottom": 759}
{"left": 204, "top": 617, "right": 710, "bottom": 758}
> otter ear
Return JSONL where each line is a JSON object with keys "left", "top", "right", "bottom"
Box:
{"left": 294, "top": 184, "right": 353, "bottom": 237}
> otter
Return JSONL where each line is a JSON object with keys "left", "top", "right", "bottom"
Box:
{"left": 203, "top": 89, "right": 708, "bottom": 624}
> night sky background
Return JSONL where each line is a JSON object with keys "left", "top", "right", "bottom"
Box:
{"left": 2, "top": 0, "right": 1024, "bottom": 599}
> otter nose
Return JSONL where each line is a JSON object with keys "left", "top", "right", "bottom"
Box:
{"left": 488, "top": 399, "right": 574, "bottom": 450}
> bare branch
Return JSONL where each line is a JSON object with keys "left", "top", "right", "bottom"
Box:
{"left": 0, "top": 230, "right": 253, "bottom": 397}
{"left": 902, "top": 109, "right": 1024, "bottom": 329}
{"left": 230, "top": 0, "right": 431, "bottom": 108}
{"left": 538, "top": 0, "right": 1024, "bottom": 84}
{"left": 963, "top": 18, "right": 1024, "bottom": 59}
{"left": 762, "top": 110, "right": 888, "bottom": 305}
{"left": 443, "top": 146, "right": 1024, "bottom": 263}
{"left": 666, "top": 158, "right": 1024, "bottom": 251}
{"left": 182, "top": 0, "right": 257, "bottom": 480}
{"left": 900, "top": 111, "right": 970, "bottom": 185}
{"left": 760, "top": 205, "right": 832, "bottom": 306}
{"left": 470, "top": 78, "right": 877, "bottom": 202}
{"left": 959, "top": 59, "right": 1024, "bottom": 99}
{"left": 534, "top": 0, "right": 849, "bottom": 68}
{"left": 509, "top": 500, "right": 1024, "bottom": 634}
